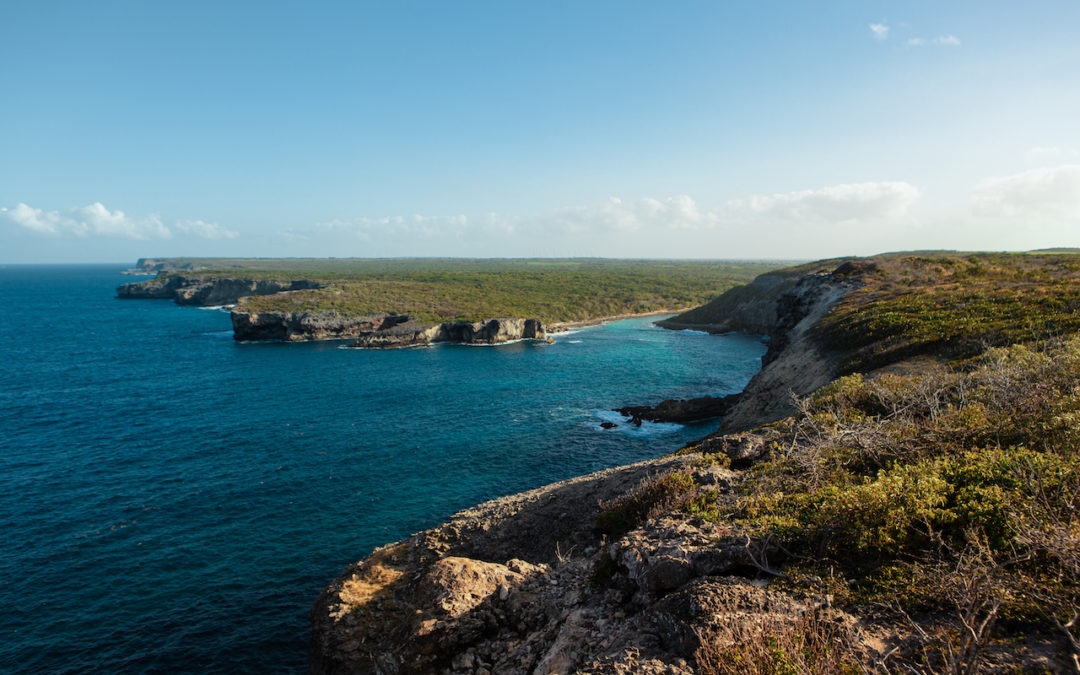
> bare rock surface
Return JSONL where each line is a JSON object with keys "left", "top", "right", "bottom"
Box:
{"left": 309, "top": 454, "right": 886, "bottom": 675}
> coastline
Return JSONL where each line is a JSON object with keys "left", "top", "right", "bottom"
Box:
{"left": 308, "top": 260, "right": 865, "bottom": 673}
{"left": 548, "top": 308, "right": 685, "bottom": 333}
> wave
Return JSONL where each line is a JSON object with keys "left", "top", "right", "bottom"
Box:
{"left": 589, "top": 409, "right": 685, "bottom": 437}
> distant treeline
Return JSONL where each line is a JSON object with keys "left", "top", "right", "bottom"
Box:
{"left": 148, "top": 258, "right": 793, "bottom": 324}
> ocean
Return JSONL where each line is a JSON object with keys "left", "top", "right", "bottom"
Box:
{"left": 0, "top": 264, "right": 765, "bottom": 673}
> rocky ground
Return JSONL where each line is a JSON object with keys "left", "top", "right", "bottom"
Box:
{"left": 308, "top": 449, "right": 903, "bottom": 674}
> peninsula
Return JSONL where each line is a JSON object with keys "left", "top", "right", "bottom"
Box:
{"left": 312, "top": 252, "right": 1080, "bottom": 673}
{"left": 116, "top": 258, "right": 781, "bottom": 346}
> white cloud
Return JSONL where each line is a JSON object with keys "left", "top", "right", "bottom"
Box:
{"left": 286, "top": 213, "right": 475, "bottom": 241}
{"left": 971, "top": 165, "right": 1080, "bottom": 220}
{"left": 1026, "top": 146, "right": 1078, "bottom": 163}
{"left": 176, "top": 219, "right": 239, "bottom": 240}
{"left": 551, "top": 195, "right": 708, "bottom": 233}
{"left": 906, "top": 35, "right": 961, "bottom": 47}
{"left": 870, "top": 23, "right": 890, "bottom": 40}
{"left": 285, "top": 182, "right": 921, "bottom": 249}
{"left": 723, "top": 181, "right": 921, "bottom": 224}
{"left": 1, "top": 203, "right": 61, "bottom": 234}
{"left": 1, "top": 202, "right": 243, "bottom": 240}
{"left": 1, "top": 202, "right": 172, "bottom": 239}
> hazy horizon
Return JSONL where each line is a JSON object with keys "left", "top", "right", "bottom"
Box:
{"left": 3, "top": 1, "right": 1079, "bottom": 263}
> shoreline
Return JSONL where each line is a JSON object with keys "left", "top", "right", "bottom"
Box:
{"left": 548, "top": 308, "right": 686, "bottom": 333}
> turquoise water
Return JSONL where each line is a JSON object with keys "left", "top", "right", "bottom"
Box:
{"left": 0, "top": 265, "right": 765, "bottom": 673}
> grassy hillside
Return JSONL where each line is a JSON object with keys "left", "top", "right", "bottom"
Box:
{"left": 623, "top": 252, "right": 1080, "bottom": 670}
{"left": 816, "top": 252, "right": 1080, "bottom": 371}
{"left": 169, "top": 258, "right": 788, "bottom": 324}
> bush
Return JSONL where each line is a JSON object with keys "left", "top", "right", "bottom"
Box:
{"left": 594, "top": 471, "right": 697, "bottom": 538}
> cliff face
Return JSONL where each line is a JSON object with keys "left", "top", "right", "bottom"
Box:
{"left": 657, "top": 262, "right": 867, "bottom": 432}
{"left": 351, "top": 317, "right": 546, "bottom": 348}
{"left": 656, "top": 272, "right": 799, "bottom": 336}
{"left": 233, "top": 313, "right": 546, "bottom": 345}
{"left": 116, "top": 274, "right": 324, "bottom": 306}
{"left": 231, "top": 311, "right": 411, "bottom": 342}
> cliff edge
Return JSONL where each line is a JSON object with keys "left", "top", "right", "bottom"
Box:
{"left": 313, "top": 253, "right": 1080, "bottom": 673}
{"left": 655, "top": 260, "right": 869, "bottom": 432}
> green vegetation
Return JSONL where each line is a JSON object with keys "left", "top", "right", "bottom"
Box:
{"left": 594, "top": 471, "right": 698, "bottom": 538}
{"left": 725, "top": 338, "right": 1080, "bottom": 665}
{"left": 815, "top": 252, "right": 1080, "bottom": 371}
{"left": 657, "top": 252, "right": 1080, "bottom": 668}
{"left": 162, "top": 258, "right": 783, "bottom": 324}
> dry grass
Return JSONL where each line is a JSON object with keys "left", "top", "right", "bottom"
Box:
{"left": 332, "top": 542, "right": 409, "bottom": 618}
{"left": 693, "top": 611, "right": 867, "bottom": 674}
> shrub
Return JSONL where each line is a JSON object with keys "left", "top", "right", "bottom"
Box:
{"left": 593, "top": 471, "right": 697, "bottom": 538}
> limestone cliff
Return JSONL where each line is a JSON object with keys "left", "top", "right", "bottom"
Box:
{"left": 350, "top": 317, "right": 546, "bottom": 348}
{"left": 116, "top": 274, "right": 324, "bottom": 306}
{"left": 657, "top": 261, "right": 867, "bottom": 432}
{"left": 231, "top": 312, "right": 546, "bottom": 346}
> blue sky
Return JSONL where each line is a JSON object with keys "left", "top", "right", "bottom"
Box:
{"left": 2, "top": 1, "right": 1079, "bottom": 262}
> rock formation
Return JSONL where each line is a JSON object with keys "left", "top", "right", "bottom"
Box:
{"left": 231, "top": 311, "right": 411, "bottom": 342}
{"left": 309, "top": 454, "right": 877, "bottom": 674}
{"left": 658, "top": 262, "right": 869, "bottom": 432}
{"left": 230, "top": 313, "right": 546, "bottom": 345}
{"left": 616, "top": 394, "right": 739, "bottom": 426}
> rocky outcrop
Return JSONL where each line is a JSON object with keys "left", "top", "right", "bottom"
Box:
{"left": 616, "top": 394, "right": 739, "bottom": 426}
{"left": 715, "top": 268, "right": 862, "bottom": 431}
{"left": 351, "top": 318, "right": 546, "bottom": 348}
{"left": 116, "top": 274, "right": 323, "bottom": 306}
{"left": 231, "top": 311, "right": 411, "bottom": 342}
{"left": 310, "top": 455, "right": 881, "bottom": 674}
{"left": 231, "top": 313, "right": 547, "bottom": 345}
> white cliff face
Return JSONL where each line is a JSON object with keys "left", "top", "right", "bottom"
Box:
{"left": 658, "top": 264, "right": 865, "bottom": 433}
{"left": 718, "top": 272, "right": 860, "bottom": 432}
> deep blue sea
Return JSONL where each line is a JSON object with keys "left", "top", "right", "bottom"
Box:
{"left": 0, "top": 265, "right": 765, "bottom": 673}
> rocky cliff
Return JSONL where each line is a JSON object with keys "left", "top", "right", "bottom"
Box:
{"left": 351, "top": 317, "right": 546, "bottom": 348}
{"left": 231, "top": 312, "right": 547, "bottom": 346}
{"left": 656, "top": 261, "right": 868, "bottom": 432}
{"left": 116, "top": 274, "right": 324, "bottom": 306}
